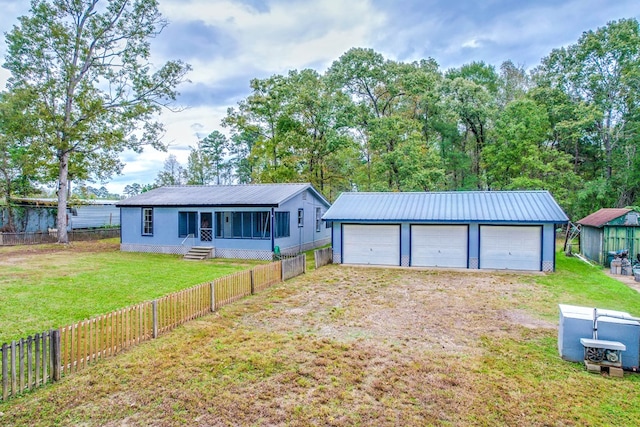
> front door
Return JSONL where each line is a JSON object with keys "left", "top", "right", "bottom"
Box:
{"left": 200, "top": 212, "right": 213, "bottom": 242}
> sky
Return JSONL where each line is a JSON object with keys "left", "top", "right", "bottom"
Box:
{"left": 0, "top": 0, "right": 639, "bottom": 195}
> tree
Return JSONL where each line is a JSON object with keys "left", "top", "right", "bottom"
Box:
{"left": 200, "top": 131, "right": 230, "bottom": 185}
{"left": 0, "top": 90, "right": 44, "bottom": 229}
{"left": 327, "top": 48, "right": 443, "bottom": 191}
{"left": 224, "top": 74, "right": 299, "bottom": 183}
{"left": 155, "top": 154, "right": 185, "bottom": 186}
{"left": 442, "top": 76, "right": 495, "bottom": 188}
{"left": 280, "top": 69, "right": 356, "bottom": 196}
{"left": 445, "top": 61, "right": 499, "bottom": 95}
{"left": 123, "top": 183, "right": 142, "bottom": 197}
{"left": 227, "top": 130, "right": 259, "bottom": 184}
{"left": 497, "top": 60, "right": 529, "bottom": 108}
{"left": 185, "top": 146, "right": 211, "bottom": 185}
{"left": 326, "top": 48, "right": 395, "bottom": 190}
{"left": 483, "top": 98, "right": 579, "bottom": 209}
{"left": 185, "top": 131, "right": 232, "bottom": 185}
{"left": 534, "top": 18, "right": 640, "bottom": 207}
{"left": 3, "top": 0, "right": 190, "bottom": 243}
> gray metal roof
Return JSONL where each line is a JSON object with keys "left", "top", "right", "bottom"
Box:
{"left": 322, "top": 191, "right": 568, "bottom": 223}
{"left": 116, "top": 183, "right": 330, "bottom": 208}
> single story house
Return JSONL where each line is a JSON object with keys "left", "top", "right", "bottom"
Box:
{"left": 116, "top": 183, "right": 331, "bottom": 260}
{"left": 577, "top": 208, "right": 640, "bottom": 266}
{"left": 322, "top": 190, "right": 569, "bottom": 272}
{"left": 0, "top": 198, "right": 119, "bottom": 233}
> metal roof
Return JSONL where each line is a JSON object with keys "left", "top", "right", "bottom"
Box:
{"left": 577, "top": 208, "right": 632, "bottom": 227}
{"left": 322, "top": 191, "right": 568, "bottom": 223}
{"left": 116, "top": 183, "right": 330, "bottom": 208}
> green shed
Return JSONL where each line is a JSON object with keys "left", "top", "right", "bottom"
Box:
{"left": 577, "top": 208, "right": 640, "bottom": 266}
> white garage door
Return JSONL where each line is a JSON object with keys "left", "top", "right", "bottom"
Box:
{"left": 411, "top": 225, "right": 468, "bottom": 268}
{"left": 480, "top": 226, "right": 542, "bottom": 271}
{"left": 343, "top": 224, "right": 400, "bottom": 266}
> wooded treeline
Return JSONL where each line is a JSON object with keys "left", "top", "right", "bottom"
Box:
{"left": 3, "top": 15, "right": 640, "bottom": 221}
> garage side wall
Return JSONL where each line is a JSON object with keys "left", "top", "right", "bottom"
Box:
{"left": 542, "top": 223, "right": 556, "bottom": 272}
{"left": 332, "top": 222, "right": 342, "bottom": 262}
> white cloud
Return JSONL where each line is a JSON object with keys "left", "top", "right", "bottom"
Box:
{"left": 461, "top": 38, "right": 482, "bottom": 49}
{"left": 160, "top": 0, "right": 385, "bottom": 76}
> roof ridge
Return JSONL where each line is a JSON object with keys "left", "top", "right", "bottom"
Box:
{"left": 161, "top": 182, "right": 310, "bottom": 188}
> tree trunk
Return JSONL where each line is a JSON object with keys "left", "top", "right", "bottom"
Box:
{"left": 603, "top": 113, "right": 613, "bottom": 179}
{"left": 57, "top": 151, "right": 70, "bottom": 244}
{"left": 1, "top": 167, "right": 14, "bottom": 230}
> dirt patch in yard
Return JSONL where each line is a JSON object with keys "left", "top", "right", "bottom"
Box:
{"left": 243, "top": 266, "right": 555, "bottom": 354}
{"left": 0, "top": 239, "right": 119, "bottom": 266}
{"left": 2, "top": 264, "right": 583, "bottom": 427}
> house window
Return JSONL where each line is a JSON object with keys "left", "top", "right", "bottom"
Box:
{"left": 298, "top": 209, "right": 304, "bottom": 228}
{"left": 142, "top": 207, "right": 153, "bottom": 236}
{"left": 275, "top": 212, "right": 290, "bottom": 238}
{"left": 214, "top": 211, "right": 271, "bottom": 239}
{"left": 316, "top": 207, "right": 322, "bottom": 232}
{"left": 178, "top": 211, "right": 197, "bottom": 238}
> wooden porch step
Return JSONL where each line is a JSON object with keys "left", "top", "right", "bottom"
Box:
{"left": 184, "top": 246, "right": 213, "bottom": 261}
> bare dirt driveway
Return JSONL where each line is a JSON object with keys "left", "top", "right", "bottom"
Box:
{"left": 3, "top": 263, "right": 634, "bottom": 426}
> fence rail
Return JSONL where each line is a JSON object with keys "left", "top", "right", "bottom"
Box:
{"left": 0, "top": 228, "right": 120, "bottom": 246}
{"left": 0, "top": 256, "right": 307, "bottom": 402}
{"left": 314, "top": 247, "right": 333, "bottom": 269}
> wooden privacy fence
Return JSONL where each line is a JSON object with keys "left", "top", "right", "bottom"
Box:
{"left": 282, "top": 254, "right": 306, "bottom": 280}
{"left": 0, "top": 255, "right": 308, "bottom": 402}
{"left": 314, "top": 247, "right": 333, "bottom": 269}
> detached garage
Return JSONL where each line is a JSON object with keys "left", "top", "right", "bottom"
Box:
{"left": 323, "top": 191, "right": 568, "bottom": 272}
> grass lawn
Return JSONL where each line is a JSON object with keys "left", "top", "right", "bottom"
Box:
{"left": 0, "top": 239, "right": 263, "bottom": 343}
{"left": 2, "top": 248, "right": 640, "bottom": 425}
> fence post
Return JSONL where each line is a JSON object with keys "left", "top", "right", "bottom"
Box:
{"left": 19, "top": 338, "right": 25, "bottom": 393}
{"left": 27, "top": 337, "right": 33, "bottom": 390}
{"left": 302, "top": 254, "right": 306, "bottom": 274}
{"left": 152, "top": 300, "right": 158, "bottom": 339}
{"left": 2, "top": 343, "right": 7, "bottom": 401}
{"left": 250, "top": 270, "right": 255, "bottom": 295}
{"left": 11, "top": 341, "right": 16, "bottom": 396}
{"left": 51, "top": 329, "right": 61, "bottom": 382}
{"left": 210, "top": 282, "right": 216, "bottom": 312}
